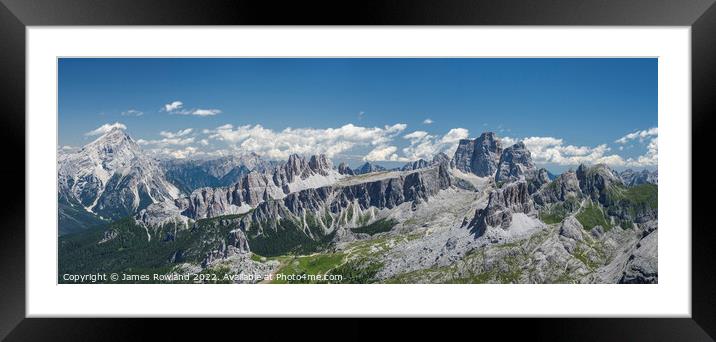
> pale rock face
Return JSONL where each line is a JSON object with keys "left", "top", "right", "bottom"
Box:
{"left": 401, "top": 159, "right": 429, "bottom": 171}
{"left": 58, "top": 127, "right": 180, "bottom": 221}
{"left": 576, "top": 163, "right": 623, "bottom": 204}
{"left": 620, "top": 230, "right": 658, "bottom": 283}
{"left": 162, "top": 152, "right": 275, "bottom": 194}
{"left": 452, "top": 132, "right": 503, "bottom": 177}
{"left": 534, "top": 171, "right": 582, "bottom": 205}
{"left": 234, "top": 164, "right": 453, "bottom": 233}
{"left": 558, "top": 216, "right": 584, "bottom": 253}
{"left": 228, "top": 229, "right": 250, "bottom": 254}
{"left": 337, "top": 162, "right": 355, "bottom": 175}
{"left": 619, "top": 169, "right": 658, "bottom": 186}
{"left": 467, "top": 181, "right": 533, "bottom": 236}
{"left": 354, "top": 162, "right": 386, "bottom": 175}
{"left": 308, "top": 154, "right": 333, "bottom": 176}
{"left": 140, "top": 154, "right": 343, "bottom": 223}
{"left": 431, "top": 152, "right": 451, "bottom": 167}
{"left": 495, "top": 142, "right": 536, "bottom": 183}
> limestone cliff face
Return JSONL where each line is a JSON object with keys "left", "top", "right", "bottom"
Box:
{"left": 453, "top": 132, "right": 503, "bottom": 177}
{"left": 401, "top": 159, "right": 429, "bottom": 171}
{"left": 337, "top": 162, "right": 355, "bottom": 175}
{"left": 495, "top": 142, "right": 536, "bottom": 183}
{"left": 576, "top": 163, "right": 622, "bottom": 204}
{"left": 534, "top": 171, "right": 582, "bottom": 205}
{"left": 236, "top": 164, "right": 453, "bottom": 232}
{"left": 467, "top": 181, "right": 533, "bottom": 236}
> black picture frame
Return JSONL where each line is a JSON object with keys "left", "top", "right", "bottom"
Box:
{"left": 1, "top": 0, "right": 715, "bottom": 340}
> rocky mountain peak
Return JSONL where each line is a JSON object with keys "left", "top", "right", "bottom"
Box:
{"left": 619, "top": 169, "right": 658, "bottom": 186}
{"left": 308, "top": 154, "right": 332, "bottom": 175}
{"left": 431, "top": 152, "right": 451, "bottom": 166}
{"left": 495, "top": 141, "right": 536, "bottom": 183}
{"left": 354, "top": 162, "right": 386, "bottom": 175}
{"left": 576, "top": 163, "right": 622, "bottom": 204}
{"left": 401, "top": 159, "right": 429, "bottom": 171}
{"left": 452, "top": 132, "right": 503, "bottom": 177}
{"left": 58, "top": 128, "right": 180, "bottom": 233}
{"left": 337, "top": 162, "right": 355, "bottom": 175}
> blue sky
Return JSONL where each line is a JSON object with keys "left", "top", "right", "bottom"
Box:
{"left": 58, "top": 58, "right": 657, "bottom": 171}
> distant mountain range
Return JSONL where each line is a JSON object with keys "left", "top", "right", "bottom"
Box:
{"left": 58, "top": 128, "right": 657, "bottom": 284}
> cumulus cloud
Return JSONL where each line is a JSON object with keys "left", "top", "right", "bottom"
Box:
{"left": 85, "top": 122, "right": 127, "bottom": 136}
{"left": 615, "top": 127, "right": 657, "bottom": 144}
{"left": 423, "top": 118, "right": 433, "bottom": 124}
{"left": 159, "top": 128, "right": 193, "bottom": 138}
{"left": 162, "top": 100, "right": 220, "bottom": 116}
{"left": 515, "top": 137, "right": 618, "bottom": 166}
{"left": 137, "top": 128, "right": 196, "bottom": 147}
{"left": 191, "top": 109, "right": 222, "bottom": 116}
{"left": 502, "top": 129, "right": 657, "bottom": 168}
{"left": 137, "top": 137, "right": 195, "bottom": 147}
{"left": 162, "top": 101, "right": 184, "bottom": 112}
{"left": 365, "top": 145, "right": 400, "bottom": 161}
{"left": 206, "top": 123, "right": 408, "bottom": 160}
{"left": 121, "top": 109, "right": 144, "bottom": 117}
{"left": 394, "top": 127, "right": 470, "bottom": 162}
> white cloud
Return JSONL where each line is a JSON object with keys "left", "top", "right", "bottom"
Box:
{"left": 162, "top": 100, "right": 220, "bottom": 116}
{"left": 365, "top": 145, "right": 400, "bottom": 161}
{"left": 191, "top": 108, "right": 222, "bottom": 116}
{"left": 162, "top": 101, "right": 183, "bottom": 112}
{"left": 615, "top": 127, "right": 658, "bottom": 144}
{"left": 396, "top": 127, "right": 470, "bottom": 161}
{"left": 121, "top": 109, "right": 144, "bottom": 117}
{"left": 138, "top": 128, "right": 195, "bottom": 147}
{"left": 502, "top": 129, "right": 658, "bottom": 168}
{"left": 624, "top": 136, "right": 657, "bottom": 167}
{"left": 423, "top": 118, "right": 433, "bottom": 124}
{"left": 516, "top": 136, "right": 622, "bottom": 166}
{"left": 137, "top": 137, "right": 195, "bottom": 147}
{"left": 159, "top": 128, "right": 193, "bottom": 138}
{"left": 85, "top": 122, "right": 127, "bottom": 136}
{"left": 206, "top": 123, "right": 407, "bottom": 160}
{"left": 404, "top": 131, "right": 429, "bottom": 140}
{"left": 441, "top": 128, "right": 469, "bottom": 144}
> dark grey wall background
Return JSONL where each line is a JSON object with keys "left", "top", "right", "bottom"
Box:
{"left": 1, "top": 0, "right": 715, "bottom": 341}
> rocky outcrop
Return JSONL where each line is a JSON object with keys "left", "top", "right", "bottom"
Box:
{"left": 533, "top": 171, "right": 582, "bottom": 205}
{"left": 558, "top": 216, "right": 584, "bottom": 253}
{"left": 495, "top": 142, "right": 536, "bottom": 183}
{"left": 163, "top": 153, "right": 274, "bottom": 194}
{"left": 619, "top": 230, "right": 658, "bottom": 284}
{"left": 576, "top": 164, "right": 623, "bottom": 205}
{"left": 431, "top": 152, "right": 451, "bottom": 167}
{"left": 619, "top": 169, "right": 658, "bottom": 186}
{"left": 201, "top": 228, "right": 252, "bottom": 267}
{"left": 453, "top": 132, "right": 503, "bottom": 177}
{"left": 337, "top": 162, "right": 355, "bottom": 175}
{"left": 140, "top": 154, "right": 342, "bottom": 223}
{"left": 467, "top": 181, "right": 533, "bottom": 236}
{"left": 401, "top": 159, "right": 429, "bottom": 171}
{"left": 528, "top": 168, "right": 552, "bottom": 194}
{"left": 308, "top": 155, "right": 332, "bottom": 176}
{"left": 237, "top": 164, "right": 452, "bottom": 233}
{"left": 273, "top": 154, "right": 334, "bottom": 184}
{"left": 227, "top": 229, "right": 250, "bottom": 253}
{"left": 354, "top": 162, "right": 387, "bottom": 175}
{"left": 176, "top": 171, "right": 278, "bottom": 220}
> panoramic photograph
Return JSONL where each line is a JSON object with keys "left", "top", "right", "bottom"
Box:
{"left": 57, "top": 58, "right": 657, "bottom": 284}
